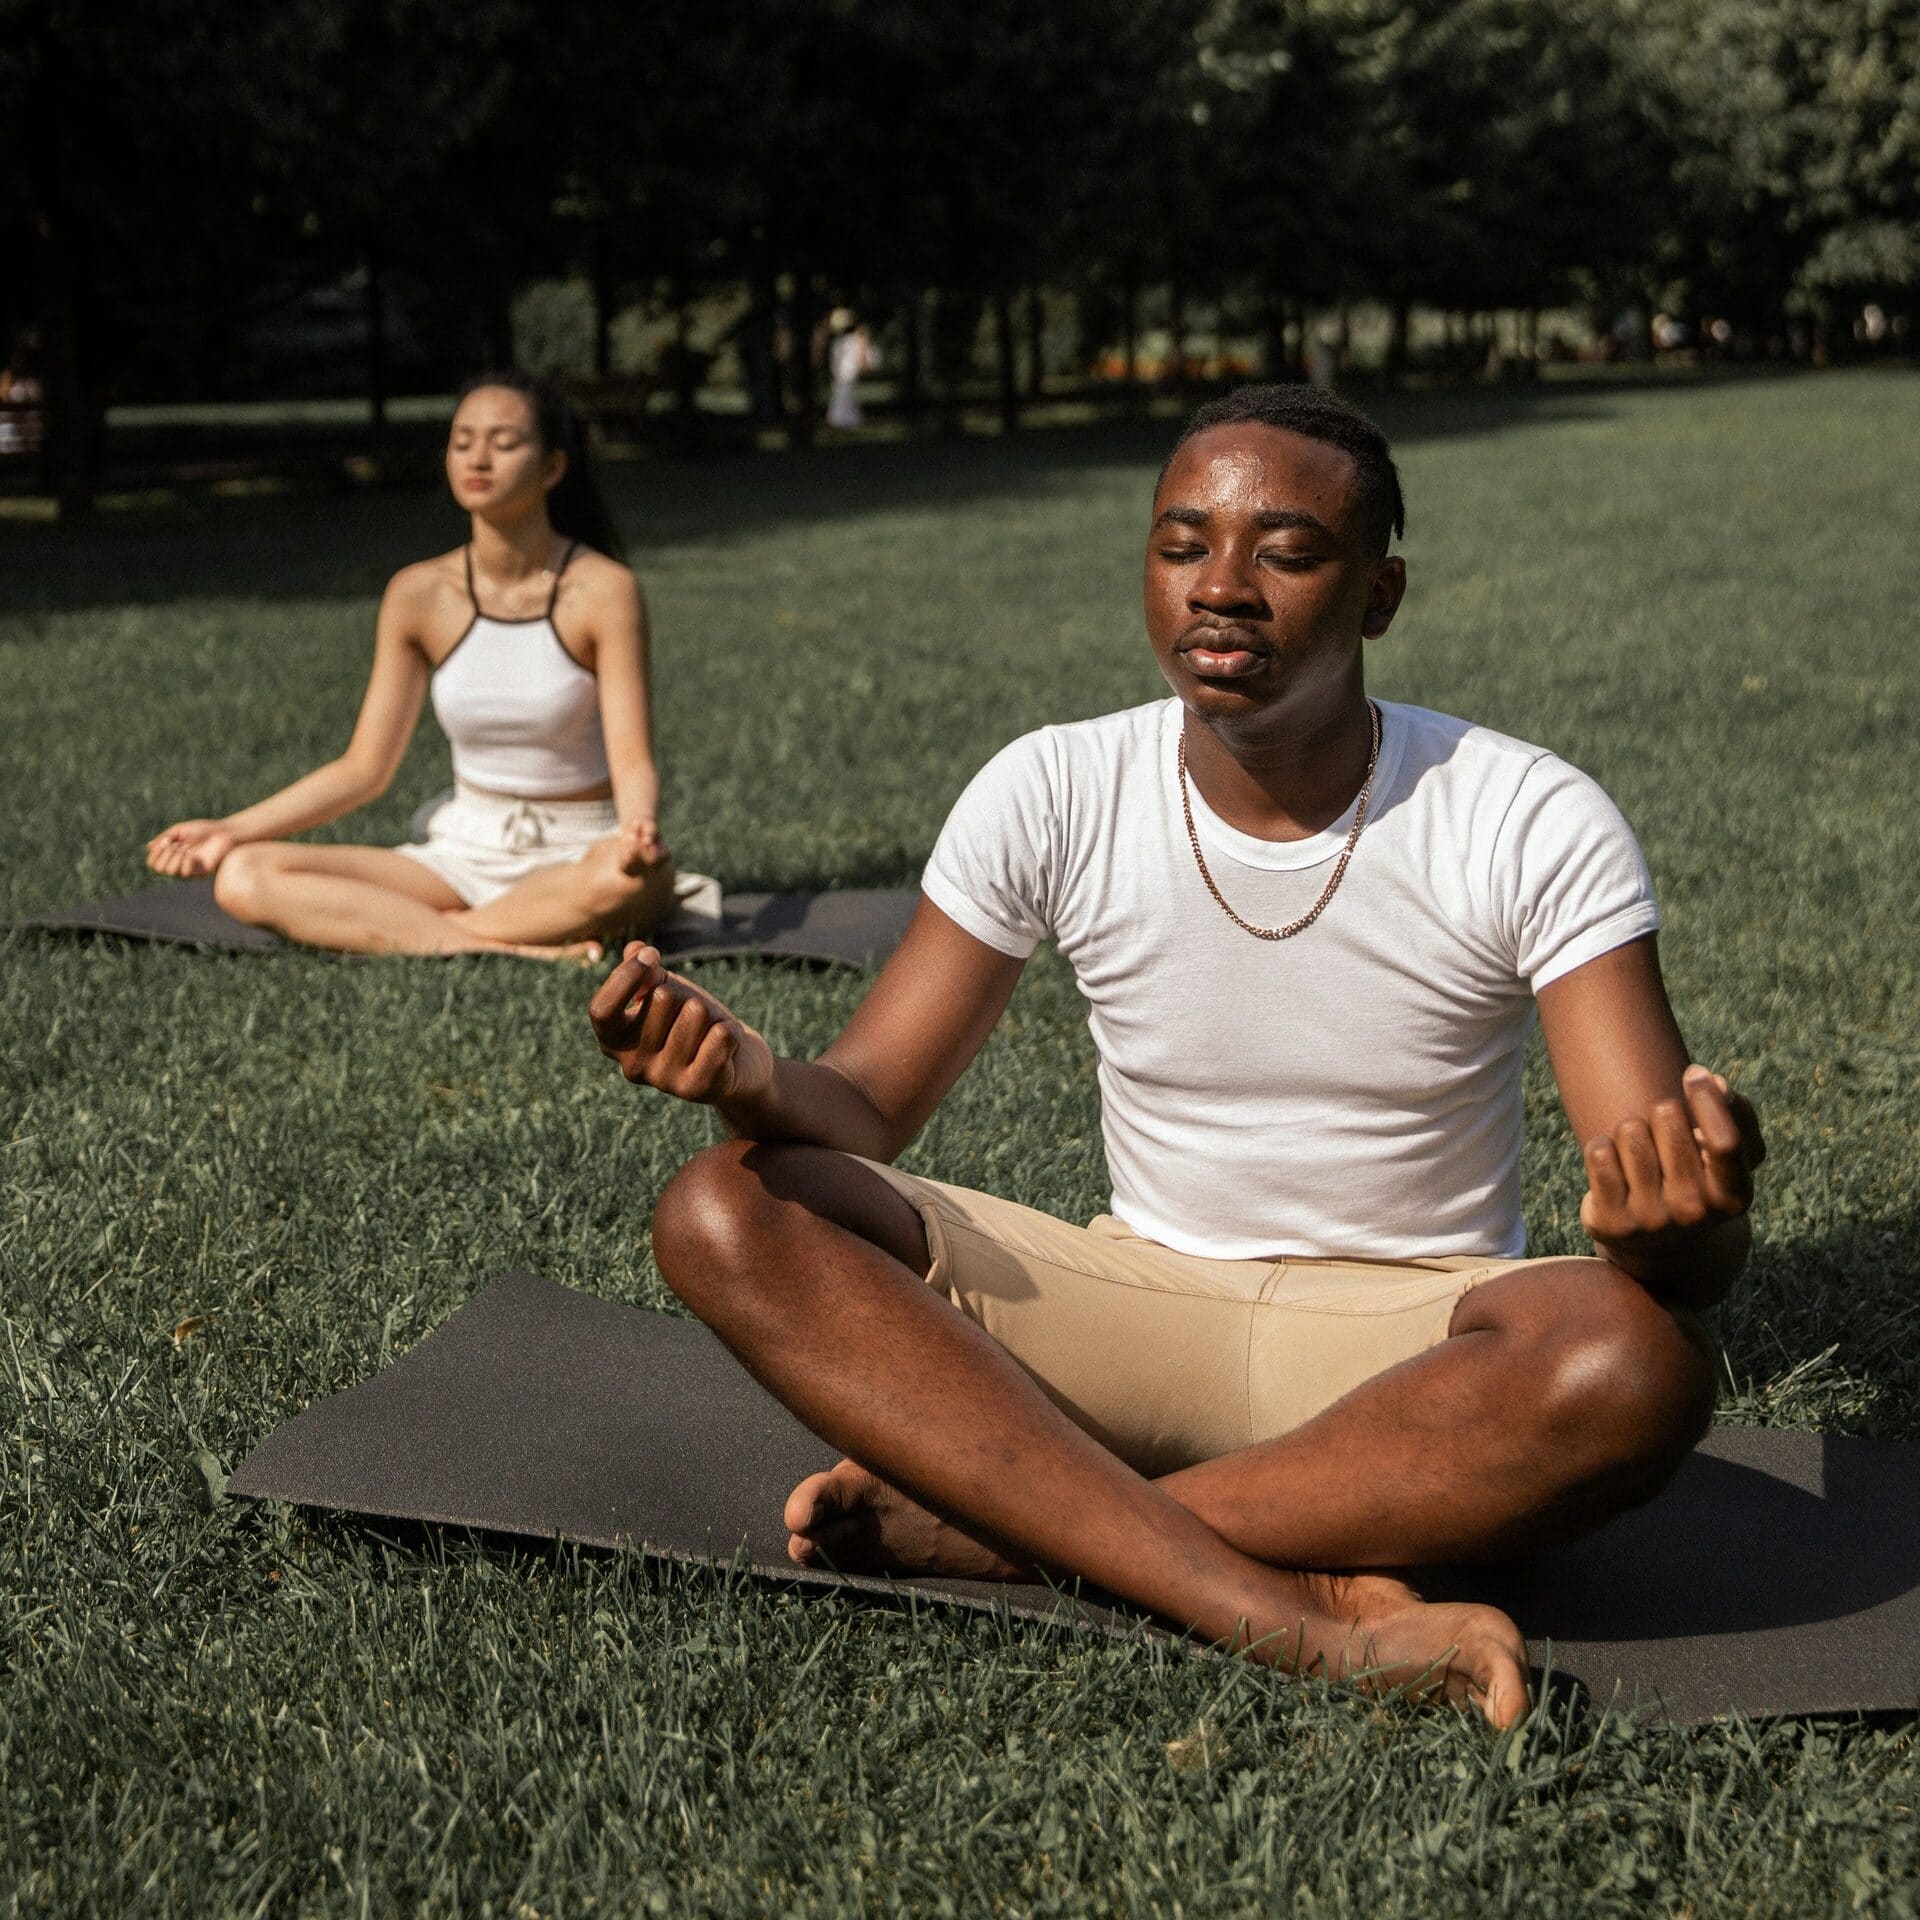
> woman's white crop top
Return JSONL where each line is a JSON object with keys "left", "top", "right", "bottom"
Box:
{"left": 428, "top": 544, "right": 611, "bottom": 796}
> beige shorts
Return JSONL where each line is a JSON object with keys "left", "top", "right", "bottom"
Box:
{"left": 859, "top": 1160, "right": 1556, "bottom": 1477}
{"left": 395, "top": 782, "right": 617, "bottom": 908}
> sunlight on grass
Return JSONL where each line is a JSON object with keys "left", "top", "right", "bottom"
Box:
{"left": 3, "top": 371, "right": 1917, "bottom": 1915}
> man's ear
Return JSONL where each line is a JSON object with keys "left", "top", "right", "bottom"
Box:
{"left": 543, "top": 448, "right": 569, "bottom": 494}
{"left": 1362, "top": 555, "right": 1407, "bottom": 638}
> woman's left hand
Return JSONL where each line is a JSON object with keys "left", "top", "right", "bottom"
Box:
{"left": 147, "top": 819, "right": 237, "bottom": 877}
{"left": 615, "top": 817, "right": 669, "bottom": 873}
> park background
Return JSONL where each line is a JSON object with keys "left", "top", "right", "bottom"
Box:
{"left": 2, "top": 0, "right": 1918, "bottom": 499}
{"left": 4, "top": 1, "right": 1920, "bottom": 1915}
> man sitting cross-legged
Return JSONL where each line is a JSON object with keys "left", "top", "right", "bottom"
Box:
{"left": 588, "top": 386, "right": 1765, "bottom": 1731}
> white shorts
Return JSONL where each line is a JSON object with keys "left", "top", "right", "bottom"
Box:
{"left": 394, "top": 782, "right": 617, "bottom": 907}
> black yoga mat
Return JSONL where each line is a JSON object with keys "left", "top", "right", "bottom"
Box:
{"left": 19, "top": 878, "right": 284, "bottom": 952}
{"left": 14, "top": 878, "right": 920, "bottom": 970}
{"left": 228, "top": 1271, "right": 1920, "bottom": 1724}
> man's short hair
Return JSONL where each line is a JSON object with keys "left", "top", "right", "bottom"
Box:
{"left": 1165, "top": 385, "right": 1406, "bottom": 554}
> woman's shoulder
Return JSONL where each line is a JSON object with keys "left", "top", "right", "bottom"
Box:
{"left": 371, "top": 552, "right": 471, "bottom": 652}
{"left": 555, "top": 546, "right": 643, "bottom": 625}
{"left": 385, "top": 550, "right": 469, "bottom": 613}
{"left": 563, "top": 544, "right": 638, "bottom": 594}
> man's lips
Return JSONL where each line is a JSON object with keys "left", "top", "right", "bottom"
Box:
{"left": 1177, "top": 628, "right": 1271, "bottom": 678}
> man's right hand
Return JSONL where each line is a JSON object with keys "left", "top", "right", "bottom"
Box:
{"left": 589, "top": 943, "right": 774, "bottom": 1108}
{"left": 146, "top": 820, "right": 236, "bottom": 877}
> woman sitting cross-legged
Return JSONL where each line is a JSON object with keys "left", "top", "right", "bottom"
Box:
{"left": 146, "top": 370, "right": 682, "bottom": 960}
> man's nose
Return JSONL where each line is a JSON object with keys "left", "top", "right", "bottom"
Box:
{"left": 1189, "top": 551, "right": 1265, "bottom": 615}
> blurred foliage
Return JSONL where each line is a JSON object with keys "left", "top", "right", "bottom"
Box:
{"left": 1, "top": 0, "right": 1916, "bottom": 501}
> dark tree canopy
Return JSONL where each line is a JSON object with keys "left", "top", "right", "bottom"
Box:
{"left": 5, "top": 0, "right": 1914, "bottom": 508}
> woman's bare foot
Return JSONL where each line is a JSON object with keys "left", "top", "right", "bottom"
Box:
{"left": 445, "top": 926, "right": 603, "bottom": 964}
{"left": 497, "top": 937, "right": 603, "bottom": 964}
{"left": 785, "top": 1459, "right": 1031, "bottom": 1580}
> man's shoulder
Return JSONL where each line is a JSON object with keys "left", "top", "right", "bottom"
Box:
{"left": 1384, "top": 702, "right": 1596, "bottom": 826}
{"left": 1384, "top": 701, "right": 1554, "bottom": 776}
{"left": 984, "top": 699, "right": 1173, "bottom": 784}
{"left": 1032, "top": 698, "right": 1172, "bottom": 752}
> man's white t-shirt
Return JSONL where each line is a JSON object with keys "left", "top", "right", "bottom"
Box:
{"left": 922, "top": 698, "right": 1659, "bottom": 1263}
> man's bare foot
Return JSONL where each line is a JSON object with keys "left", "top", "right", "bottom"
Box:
{"left": 785, "top": 1460, "right": 1030, "bottom": 1580}
{"left": 783, "top": 1472, "right": 1530, "bottom": 1729}
{"left": 1240, "top": 1570, "right": 1531, "bottom": 1730}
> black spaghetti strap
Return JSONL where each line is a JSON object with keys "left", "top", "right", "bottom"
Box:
{"left": 546, "top": 541, "right": 580, "bottom": 618}
{"left": 462, "top": 545, "right": 482, "bottom": 616}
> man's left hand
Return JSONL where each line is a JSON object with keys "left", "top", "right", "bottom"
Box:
{"left": 1579, "top": 1066, "right": 1765, "bottom": 1288}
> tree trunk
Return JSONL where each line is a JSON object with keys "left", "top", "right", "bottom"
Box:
{"left": 1024, "top": 286, "right": 1045, "bottom": 401}
{"left": 364, "top": 247, "right": 389, "bottom": 448}
{"left": 1167, "top": 276, "right": 1187, "bottom": 393}
{"left": 785, "top": 271, "right": 817, "bottom": 447}
{"left": 25, "top": 29, "right": 96, "bottom": 516}
{"left": 991, "top": 287, "right": 1019, "bottom": 433}
{"left": 933, "top": 288, "right": 969, "bottom": 438}
{"left": 672, "top": 276, "right": 698, "bottom": 418}
{"left": 1383, "top": 297, "right": 1411, "bottom": 389}
{"left": 1121, "top": 275, "right": 1139, "bottom": 388}
{"left": 751, "top": 253, "right": 783, "bottom": 425}
{"left": 484, "top": 290, "right": 515, "bottom": 368}
{"left": 591, "top": 223, "right": 614, "bottom": 377}
{"left": 38, "top": 215, "right": 96, "bottom": 517}
{"left": 898, "top": 289, "right": 923, "bottom": 426}
{"left": 1263, "top": 286, "right": 1288, "bottom": 380}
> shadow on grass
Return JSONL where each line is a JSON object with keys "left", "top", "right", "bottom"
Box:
{"left": 0, "top": 372, "right": 1813, "bottom": 623}
{"left": 1718, "top": 1214, "right": 1920, "bottom": 1444}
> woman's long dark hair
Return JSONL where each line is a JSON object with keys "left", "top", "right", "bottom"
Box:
{"left": 455, "top": 368, "right": 626, "bottom": 563}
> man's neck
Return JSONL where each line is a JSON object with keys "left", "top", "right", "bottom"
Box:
{"left": 1180, "top": 684, "right": 1376, "bottom": 844}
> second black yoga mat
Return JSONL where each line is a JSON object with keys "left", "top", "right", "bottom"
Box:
{"left": 228, "top": 1270, "right": 1920, "bottom": 1726}
{"left": 16, "top": 878, "right": 920, "bottom": 970}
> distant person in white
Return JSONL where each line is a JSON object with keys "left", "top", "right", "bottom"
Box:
{"left": 589, "top": 386, "right": 1766, "bottom": 1729}
{"left": 824, "top": 312, "right": 877, "bottom": 430}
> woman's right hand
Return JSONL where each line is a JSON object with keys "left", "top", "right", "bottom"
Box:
{"left": 589, "top": 943, "right": 774, "bottom": 1108}
{"left": 146, "top": 820, "right": 237, "bottom": 877}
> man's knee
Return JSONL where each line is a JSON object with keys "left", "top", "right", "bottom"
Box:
{"left": 649, "top": 1141, "right": 931, "bottom": 1312}
{"left": 213, "top": 843, "right": 281, "bottom": 922}
{"left": 650, "top": 1141, "right": 779, "bottom": 1302}
{"left": 1479, "top": 1260, "right": 1715, "bottom": 1501}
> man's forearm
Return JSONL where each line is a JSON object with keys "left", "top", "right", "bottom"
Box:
{"left": 714, "top": 1057, "right": 902, "bottom": 1162}
{"left": 1596, "top": 1213, "right": 1750, "bottom": 1308}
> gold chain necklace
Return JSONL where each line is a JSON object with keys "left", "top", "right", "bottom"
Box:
{"left": 1177, "top": 700, "right": 1383, "bottom": 941}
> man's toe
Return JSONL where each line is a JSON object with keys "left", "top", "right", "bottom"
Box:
{"left": 782, "top": 1467, "right": 847, "bottom": 1537}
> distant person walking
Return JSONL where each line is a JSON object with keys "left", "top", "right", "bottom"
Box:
{"left": 0, "top": 334, "right": 45, "bottom": 458}
{"left": 824, "top": 310, "right": 878, "bottom": 430}
{"left": 146, "top": 371, "right": 682, "bottom": 958}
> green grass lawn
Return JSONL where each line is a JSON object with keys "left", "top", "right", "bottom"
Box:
{"left": 3, "top": 370, "right": 1917, "bottom": 1915}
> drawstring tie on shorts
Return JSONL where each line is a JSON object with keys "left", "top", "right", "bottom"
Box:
{"left": 500, "top": 798, "right": 546, "bottom": 853}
